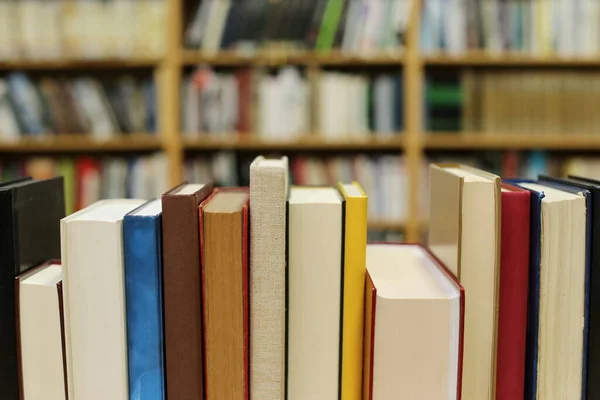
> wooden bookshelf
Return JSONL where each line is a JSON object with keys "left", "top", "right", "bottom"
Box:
{"left": 0, "top": 58, "right": 161, "bottom": 70}
{"left": 422, "top": 53, "right": 600, "bottom": 67}
{"left": 0, "top": 135, "right": 163, "bottom": 153}
{"left": 181, "top": 50, "right": 406, "bottom": 66}
{"left": 424, "top": 134, "right": 600, "bottom": 150}
{"left": 184, "top": 135, "right": 405, "bottom": 151}
{"left": 8, "top": 0, "right": 600, "bottom": 242}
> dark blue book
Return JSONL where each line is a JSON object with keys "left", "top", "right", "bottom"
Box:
{"left": 510, "top": 178, "right": 589, "bottom": 400}
{"left": 506, "top": 179, "right": 544, "bottom": 400}
{"left": 540, "top": 175, "right": 600, "bottom": 400}
{"left": 123, "top": 199, "right": 165, "bottom": 400}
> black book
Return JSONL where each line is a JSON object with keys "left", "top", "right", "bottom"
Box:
{"left": 0, "top": 177, "right": 65, "bottom": 400}
{"left": 548, "top": 175, "right": 600, "bottom": 400}
{"left": 220, "top": 0, "right": 244, "bottom": 49}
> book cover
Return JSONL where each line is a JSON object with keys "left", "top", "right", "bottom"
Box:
{"left": 161, "top": 182, "right": 214, "bottom": 400}
{"left": 337, "top": 182, "right": 368, "bottom": 400}
{"left": 249, "top": 157, "right": 288, "bottom": 400}
{"left": 15, "top": 260, "right": 66, "bottom": 400}
{"left": 199, "top": 188, "right": 250, "bottom": 400}
{"left": 123, "top": 199, "right": 165, "bottom": 400}
{"left": 362, "top": 244, "right": 465, "bottom": 400}
{"left": 0, "top": 177, "right": 65, "bottom": 400}
{"left": 496, "top": 184, "right": 531, "bottom": 400}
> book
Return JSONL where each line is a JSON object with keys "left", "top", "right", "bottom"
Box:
{"left": 563, "top": 175, "right": 600, "bottom": 400}
{"left": 428, "top": 164, "right": 501, "bottom": 400}
{"left": 0, "top": 177, "right": 64, "bottom": 400}
{"left": 15, "top": 260, "right": 66, "bottom": 400}
{"left": 61, "top": 199, "right": 145, "bottom": 400}
{"left": 287, "top": 186, "right": 344, "bottom": 400}
{"left": 161, "top": 183, "right": 214, "bottom": 400}
{"left": 199, "top": 188, "right": 250, "bottom": 400}
{"left": 123, "top": 199, "right": 165, "bottom": 400}
{"left": 337, "top": 182, "right": 368, "bottom": 400}
{"left": 495, "top": 183, "right": 531, "bottom": 400}
{"left": 512, "top": 181, "right": 587, "bottom": 400}
{"left": 363, "top": 243, "right": 464, "bottom": 399}
{"left": 249, "top": 156, "right": 289, "bottom": 400}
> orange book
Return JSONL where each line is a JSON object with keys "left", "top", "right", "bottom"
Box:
{"left": 199, "top": 188, "right": 250, "bottom": 400}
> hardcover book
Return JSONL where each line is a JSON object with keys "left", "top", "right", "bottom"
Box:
{"left": 0, "top": 177, "right": 64, "bottom": 400}
{"left": 363, "top": 244, "right": 464, "bottom": 400}
{"left": 16, "top": 260, "right": 66, "bottom": 400}
{"left": 200, "top": 188, "right": 250, "bottom": 400}
{"left": 161, "top": 182, "right": 214, "bottom": 400}
{"left": 428, "top": 164, "right": 501, "bottom": 400}
{"left": 123, "top": 199, "right": 165, "bottom": 400}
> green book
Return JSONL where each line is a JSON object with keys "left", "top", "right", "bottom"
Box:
{"left": 57, "top": 157, "right": 75, "bottom": 214}
{"left": 427, "top": 83, "right": 463, "bottom": 106}
{"left": 315, "top": 0, "right": 345, "bottom": 50}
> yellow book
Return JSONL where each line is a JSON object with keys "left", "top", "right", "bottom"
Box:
{"left": 337, "top": 182, "right": 368, "bottom": 400}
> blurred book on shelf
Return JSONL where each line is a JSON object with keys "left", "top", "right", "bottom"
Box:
{"left": 426, "top": 70, "right": 600, "bottom": 135}
{"left": 181, "top": 67, "right": 403, "bottom": 139}
{"left": 0, "top": 0, "right": 166, "bottom": 60}
{"left": 185, "top": 152, "right": 407, "bottom": 223}
{"left": 0, "top": 73, "right": 156, "bottom": 140}
{"left": 0, "top": 154, "right": 167, "bottom": 214}
{"left": 422, "top": 0, "right": 600, "bottom": 56}
{"left": 184, "top": 0, "right": 411, "bottom": 54}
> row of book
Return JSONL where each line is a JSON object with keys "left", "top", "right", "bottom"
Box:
{"left": 0, "top": 0, "right": 166, "bottom": 60}
{"left": 10, "top": 159, "right": 600, "bottom": 400}
{"left": 184, "top": 0, "right": 411, "bottom": 53}
{"left": 0, "top": 74, "right": 157, "bottom": 139}
{"left": 2, "top": 159, "right": 463, "bottom": 400}
{"left": 185, "top": 153, "right": 406, "bottom": 222}
{"left": 421, "top": 0, "right": 600, "bottom": 55}
{"left": 0, "top": 154, "right": 167, "bottom": 214}
{"left": 426, "top": 70, "right": 600, "bottom": 134}
{"left": 182, "top": 67, "right": 403, "bottom": 138}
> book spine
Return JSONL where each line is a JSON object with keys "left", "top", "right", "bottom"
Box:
{"left": 123, "top": 214, "right": 166, "bottom": 400}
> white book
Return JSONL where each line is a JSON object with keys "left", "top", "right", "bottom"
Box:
{"left": 365, "top": 244, "right": 461, "bottom": 399}
{"left": 0, "top": 80, "right": 21, "bottom": 141}
{"left": 110, "top": 0, "right": 135, "bottom": 58}
{"left": 249, "top": 156, "right": 289, "bottom": 400}
{"left": 72, "top": 79, "right": 114, "bottom": 139}
{"left": 446, "top": 0, "right": 467, "bottom": 53}
{"left": 428, "top": 164, "right": 500, "bottom": 400}
{"left": 183, "top": 75, "right": 201, "bottom": 135}
{"left": 17, "top": 262, "right": 66, "bottom": 400}
{"left": 202, "top": 0, "right": 230, "bottom": 52}
{"left": 0, "top": 1, "right": 17, "bottom": 59}
{"left": 16, "top": 0, "right": 38, "bottom": 59}
{"left": 287, "top": 187, "right": 343, "bottom": 400}
{"left": 61, "top": 199, "right": 146, "bottom": 400}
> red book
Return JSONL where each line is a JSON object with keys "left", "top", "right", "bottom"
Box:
{"left": 199, "top": 188, "right": 250, "bottom": 400}
{"left": 236, "top": 69, "right": 252, "bottom": 134}
{"left": 75, "top": 157, "right": 101, "bottom": 210}
{"left": 496, "top": 184, "right": 531, "bottom": 400}
{"left": 363, "top": 243, "right": 465, "bottom": 400}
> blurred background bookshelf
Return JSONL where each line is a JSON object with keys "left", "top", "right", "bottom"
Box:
{"left": 4, "top": 0, "right": 600, "bottom": 241}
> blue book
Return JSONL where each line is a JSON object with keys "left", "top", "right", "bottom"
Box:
{"left": 507, "top": 179, "right": 543, "bottom": 400}
{"left": 123, "top": 199, "right": 165, "bottom": 400}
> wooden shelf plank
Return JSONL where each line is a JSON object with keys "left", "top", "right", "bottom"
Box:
{"left": 422, "top": 52, "right": 600, "bottom": 67}
{"left": 425, "top": 133, "right": 600, "bottom": 150}
{"left": 0, "top": 135, "right": 163, "bottom": 152}
{"left": 183, "top": 135, "right": 405, "bottom": 150}
{"left": 181, "top": 50, "right": 406, "bottom": 66}
{"left": 0, "top": 58, "right": 161, "bottom": 70}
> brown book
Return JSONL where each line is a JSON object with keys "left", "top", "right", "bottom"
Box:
{"left": 162, "top": 182, "right": 214, "bottom": 400}
{"left": 236, "top": 69, "right": 252, "bottom": 134}
{"left": 199, "top": 188, "right": 249, "bottom": 400}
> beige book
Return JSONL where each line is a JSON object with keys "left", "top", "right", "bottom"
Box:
{"left": 249, "top": 156, "right": 289, "bottom": 400}
{"left": 61, "top": 199, "right": 146, "bottom": 400}
{"left": 428, "top": 164, "right": 501, "bottom": 400}
{"left": 287, "top": 186, "right": 343, "bottom": 400}
{"left": 0, "top": 1, "right": 17, "bottom": 59}
{"left": 517, "top": 183, "right": 586, "bottom": 400}
{"left": 461, "top": 70, "right": 475, "bottom": 132}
